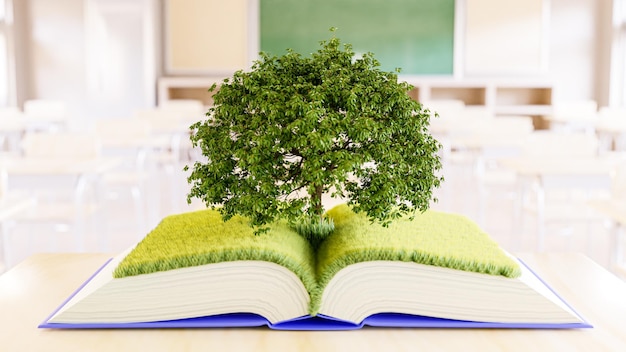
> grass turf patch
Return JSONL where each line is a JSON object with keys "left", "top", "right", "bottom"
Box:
{"left": 113, "top": 204, "right": 520, "bottom": 317}
{"left": 113, "top": 208, "right": 319, "bottom": 309}
{"left": 312, "top": 204, "right": 521, "bottom": 312}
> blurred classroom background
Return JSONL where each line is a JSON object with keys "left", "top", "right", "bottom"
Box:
{"left": 0, "top": 0, "right": 625, "bottom": 280}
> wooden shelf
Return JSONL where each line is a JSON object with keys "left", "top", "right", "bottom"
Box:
{"left": 158, "top": 76, "right": 554, "bottom": 118}
{"left": 407, "top": 87, "right": 420, "bottom": 102}
{"left": 495, "top": 86, "right": 552, "bottom": 106}
{"left": 158, "top": 77, "right": 224, "bottom": 106}
{"left": 403, "top": 78, "right": 553, "bottom": 117}
{"left": 429, "top": 86, "right": 487, "bottom": 105}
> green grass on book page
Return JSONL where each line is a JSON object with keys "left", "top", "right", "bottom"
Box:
{"left": 316, "top": 204, "right": 522, "bottom": 296}
{"left": 113, "top": 209, "right": 319, "bottom": 303}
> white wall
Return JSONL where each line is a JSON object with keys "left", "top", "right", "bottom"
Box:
{"left": 15, "top": 0, "right": 159, "bottom": 120}
{"left": 12, "top": 0, "right": 617, "bottom": 115}
{"left": 549, "top": 0, "right": 612, "bottom": 104}
{"left": 462, "top": 0, "right": 613, "bottom": 105}
{"left": 84, "top": 0, "right": 159, "bottom": 117}
{"left": 26, "top": 0, "right": 86, "bottom": 117}
{"left": 464, "top": 0, "right": 547, "bottom": 76}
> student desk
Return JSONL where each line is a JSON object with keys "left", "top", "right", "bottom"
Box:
{"left": 1, "top": 156, "right": 122, "bottom": 176}
{"left": 588, "top": 199, "right": 626, "bottom": 272}
{"left": 499, "top": 156, "right": 617, "bottom": 250}
{"left": 0, "top": 156, "right": 122, "bottom": 256}
{"left": 1, "top": 252, "right": 626, "bottom": 351}
{"left": 595, "top": 121, "right": 626, "bottom": 152}
{"left": 0, "top": 193, "right": 37, "bottom": 273}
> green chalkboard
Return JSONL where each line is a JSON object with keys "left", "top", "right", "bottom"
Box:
{"left": 260, "top": 0, "right": 455, "bottom": 75}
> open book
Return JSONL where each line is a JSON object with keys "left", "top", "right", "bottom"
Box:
{"left": 40, "top": 204, "right": 590, "bottom": 330}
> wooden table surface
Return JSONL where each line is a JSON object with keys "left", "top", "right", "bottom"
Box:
{"left": 589, "top": 199, "right": 626, "bottom": 226}
{"left": 499, "top": 156, "right": 617, "bottom": 177}
{"left": 0, "top": 156, "right": 122, "bottom": 176}
{"left": 1, "top": 253, "right": 626, "bottom": 351}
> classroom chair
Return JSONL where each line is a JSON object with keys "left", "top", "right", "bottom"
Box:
{"left": 22, "top": 99, "right": 70, "bottom": 132}
{"left": 94, "top": 118, "right": 158, "bottom": 236}
{"left": 595, "top": 107, "right": 626, "bottom": 152}
{"left": 547, "top": 100, "right": 598, "bottom": 134}
{"left": 0, "top": 107, "right": 25, "bottom": 152}
{"left": 515, "top": 131, "right": 609, "bottom": 252}
{"left": 2, "top": 132, "right": 104, "bottom": 265}
{"left": 472, "top": 116, "right": 535, "bottom": 232}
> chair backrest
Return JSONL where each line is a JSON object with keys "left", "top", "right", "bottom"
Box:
{"left": 478, "top": 116, "right": 534, "bottom": 136}
{"left": 134, "top": 108, "right": 183, "bottom": 121}
{"left": 551, "top": 100, "right": 598, "bottom": 121}
{"left": 0, "top": 107, "right": 22, "bottom": 117}
{"left": 522, "top": 131, "right": 599, "bottom": 158}
{"left": 94, "top": 118, "right": 152, "bottom": 141}
{"left": 611, "top": 162, "right": 626, "bottom": 199}
{"left": 0, "top": 107, "right": 25, "bottom": 131}
{"left": 158, "top": 100, "right": 207, "bottom": 128}
{"left": 421, "top": 100, "right": 465, "bottom": 120}
{"left": 21, "top": 132, "right": 100, "bottom": 159}
{"left": 23, "top": 99, "right": 68, "bottom": 119}
{"left": 159, "top": 99, "right": 205, "bottom": 116}
{"left": 458, "top": 106, "right": 494, "bottom": 120}
{"left": 597, "top": 107, "right": 626, "bottom": 129}
{"left": 134, "top": 108, "right": 192, "bottom": 134}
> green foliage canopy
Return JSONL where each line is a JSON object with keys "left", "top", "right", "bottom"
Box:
{"left": 186, "top": 34, "right": 443, "bottom": 231}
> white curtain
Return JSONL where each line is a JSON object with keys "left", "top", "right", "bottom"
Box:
{"left": 0, "top": 0, "right": 12, "bottom": 107}
{"left": 610, "top": 0, "right": 626, "bottom": 107}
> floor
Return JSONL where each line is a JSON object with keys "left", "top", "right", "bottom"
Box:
{"left": 1, "top": 153, "right": 624, "bottom": 281}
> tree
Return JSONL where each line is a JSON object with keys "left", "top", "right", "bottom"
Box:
{"left": 186, "top": 32, "right": 443, "bottom": 241}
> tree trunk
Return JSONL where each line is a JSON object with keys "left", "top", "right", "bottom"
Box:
{"left": 311, "top": 184, "right": 324, "bottom": 218}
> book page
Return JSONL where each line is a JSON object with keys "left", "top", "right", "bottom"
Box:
{"left": 318, "top": 260, "right": 583, "bottom": 324}
{"left": 49, "top": 260, "right": 309, "bottom": 325}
